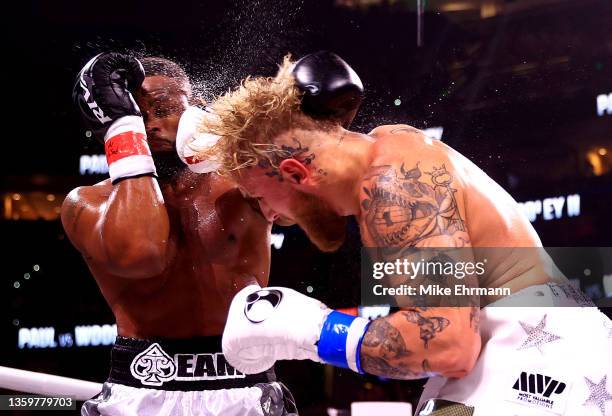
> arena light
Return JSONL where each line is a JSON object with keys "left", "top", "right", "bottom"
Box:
{"left": 440, "top": 2, "right": 476, "bottom": 12}
{"left": 18, "top": 327, "right": 57, "bottom": 349}
{"left": 480, "top": 1, "right": 499, "bottom": 18}
{"left": 17, "top": 324, "right": 118, "bottom": 349}
{"left": 271, "top": 233, "right": 285, "bottom": 250}
{"left": 517, "top": 194, "right": 580, "bottom": 223}
{"left": 74, "top": 324, "right": 117, "bottom": 347}
{"left": 3, "top": 192, "right": 63, "bottom": 221}
{"left": 334, "top": 0, "right": 391, "bottom": 8}
{"left": 3, "top": 195, "right": 11, "bottom": 219}
{"left": 596, "top": 93, "right": 612, "bottom": 116}
{"left": 79, "top": 154, "right": 109, "bottom": 175}
{"left": 586, "top": 149, "right": 611, "bottom": 176}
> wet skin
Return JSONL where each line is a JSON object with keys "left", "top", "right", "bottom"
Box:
{"left": 62, "top": 76, "right": 271, "bottom": 338}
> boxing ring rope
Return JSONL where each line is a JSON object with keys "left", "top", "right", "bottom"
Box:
{"left": 0, "top": 366, "right": 102, "bottom": 401}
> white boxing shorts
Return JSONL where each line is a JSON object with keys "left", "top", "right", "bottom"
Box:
{"left": 416, "top": 283, "right": 611, "bottom": 416}
{"left": 81, "top": 336, "right": 297, "bottom": 416}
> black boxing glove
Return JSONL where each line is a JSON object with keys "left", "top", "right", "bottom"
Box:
{"left": 74, "top": 52, "right": 145, "bottom": 140}
{"left": 292, "top": 51, "right": 363, "bottom": 128}
{"left": 73, "top": 53, "right": 156, "bottom": 183}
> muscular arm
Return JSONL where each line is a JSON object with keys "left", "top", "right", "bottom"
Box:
{"left": 358, "top": 144, "right": 481, "bottom": 379}
{"left": 61, "top": 176, "right": 171, "bottom": 278}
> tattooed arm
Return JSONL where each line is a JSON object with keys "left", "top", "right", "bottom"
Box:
{"left": 358, "top": 153, "right": 481, "bottom": 379}
{"left": 360, "top": 307, "right": 479, "bottom": 379}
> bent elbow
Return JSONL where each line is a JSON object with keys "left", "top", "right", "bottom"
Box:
{"left": 440, "top": 331, "right": 482, "bottom": 379}
{"left": 105, "top": 241, "right": 168, "bottom": 278}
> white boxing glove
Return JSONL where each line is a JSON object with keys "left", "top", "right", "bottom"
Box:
{"left": 175, "top": 106, "right": 222, "bottom": 173}
{"left": 222, "top": 285, "right": 371, "bottom": 375}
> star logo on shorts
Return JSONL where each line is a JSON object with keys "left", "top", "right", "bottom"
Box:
{"left": 130, "top": 343, "right": 177, "bottom": 386}
{"left": 583, "top": 375, "right": 612, "bottom": 416}
{"left": 517, "top": 314, "right": 561, "bottom": 354}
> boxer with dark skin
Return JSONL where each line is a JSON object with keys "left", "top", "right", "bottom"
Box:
{"left": 67, "top": 52, "right": 359, "bottom": 415}
{"left": 62, "top": 57, "right": 270, "bottom": 339}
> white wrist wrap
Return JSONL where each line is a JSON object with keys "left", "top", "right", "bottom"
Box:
{"left": 104, "top": 116, "right": 157, "bottom": 183}
{"left": 346, "top": 317, "right": 371, "bottom": 373}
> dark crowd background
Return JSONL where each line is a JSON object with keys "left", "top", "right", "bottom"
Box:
{"left": 1, "top": 0, "right": 611, "bottom": 414}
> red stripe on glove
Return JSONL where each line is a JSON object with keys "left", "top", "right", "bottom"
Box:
{"left": 105, "top": 132, "right": 150, "bottom": 165}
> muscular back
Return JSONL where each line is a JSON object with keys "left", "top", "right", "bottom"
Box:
{"left": 362, "top": 125, "right": 551, "bottom": 304}
{"left": 62, "top": 171, "right": 271, "bottom": 338}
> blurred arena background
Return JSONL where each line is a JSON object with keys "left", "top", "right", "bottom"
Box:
{"left": 1, "top": 0, "right": 611, "bottom": 414}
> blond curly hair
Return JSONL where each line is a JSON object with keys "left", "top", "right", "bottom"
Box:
{"left": 191, "top": 55, "right": 332, "bottom": 175}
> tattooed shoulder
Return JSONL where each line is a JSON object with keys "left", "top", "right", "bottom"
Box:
{"left": 360, "top": 161, "right": 467, "bottom": 248}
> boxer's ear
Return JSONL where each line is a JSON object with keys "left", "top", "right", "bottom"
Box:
{"left": 279, "top": 159, "right": 309, "bottom": 187}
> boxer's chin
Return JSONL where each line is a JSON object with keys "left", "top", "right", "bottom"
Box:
{"left": 303, "top": 221, "right": 347, "bottom": 252}
{"left": 153, "top": 149, "right": 185, "bottom": 182}
{"left": 275, "top": 216, "right": 296, "bottom": 227}
{"left": 294, "top": 195, "right": 347, "bottom": 252}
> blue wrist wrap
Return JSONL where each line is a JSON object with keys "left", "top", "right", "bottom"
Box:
{"left": 317, "top": 311, "right": 356, "bottom": 369}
